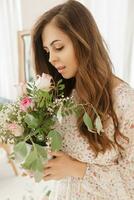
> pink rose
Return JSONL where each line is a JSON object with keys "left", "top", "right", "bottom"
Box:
{"left": 20, "top": 97, "right": 33, "bottom": 111}
{"left": 8, "top": 122, "right": 24, "bottom": 137}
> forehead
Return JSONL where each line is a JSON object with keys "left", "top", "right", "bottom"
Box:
{"left": 42, "top": 22, "right": 70, "bottom": 46}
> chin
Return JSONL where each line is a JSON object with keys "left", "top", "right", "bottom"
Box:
{"left": 61, "top": 73, "right": 75, "bottom": 79}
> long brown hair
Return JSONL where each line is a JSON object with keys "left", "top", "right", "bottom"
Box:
{"left": 32, "top": 0, "right": 126, "bottom": 155}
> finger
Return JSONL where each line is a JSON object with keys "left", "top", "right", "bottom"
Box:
{"left": 44, "top": 168, "right": 52, "bottom": 177}
{"left": 44, "top": 159, "right": 55, "bottom": 168}
{"left": 50, "top": 151, "right": 64, "bottom": 157}
{"left": 43, "top": 174, "right": 57, "bottom": 181}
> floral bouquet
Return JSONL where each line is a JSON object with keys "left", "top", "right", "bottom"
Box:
{"left": 0, "top": 73, "right": 103, "bottom": 182}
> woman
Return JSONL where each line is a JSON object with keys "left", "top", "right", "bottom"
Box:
{"left": 32, "top": 0, "right": 134, "bottom": 199}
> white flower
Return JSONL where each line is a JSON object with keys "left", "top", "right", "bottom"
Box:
{"left": 35, "top": 73, "right": 52, "bottom": 92}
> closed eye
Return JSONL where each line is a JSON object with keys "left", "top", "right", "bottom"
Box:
{"left": 55, "top": 46, "right": 64, "bottom": 51}
{"left": 43, "top": 46, "right": 64, "bottom": 53}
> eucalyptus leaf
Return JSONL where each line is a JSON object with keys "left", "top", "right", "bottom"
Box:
{"left": 47, "top": 130, "right": 62, "bottom": 151}
{"left": 30, "top": 156, "right": 44, "bottom": 172}
{"left": 21, "top": 149, "right": 44, "bottom": 172}
{"left": 24, "top": 114, "right": 40, "bottom": 128}
{"left": 14, "top": 141, "right": 28, "bottom": 161}
{"left": 21, "top": 143, "right": 49, "bottom": 182}
{"left": 94, "top": 115, "right": 104, "bottom": 135}
{"left": 83, "top": 112, "right": 93, "bottom": 131}
{"left": 34, "top": 143, "right": 47, "bottom": 159}
{"left": 21, "top": 149, "right": 36, "bottom": 170}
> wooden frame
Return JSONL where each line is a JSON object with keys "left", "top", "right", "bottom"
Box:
{"left": 0, "top": 143, "right": 18, "bottom": 176}
{"left": 18, "top": 30, "right": 35, "bottom": 82}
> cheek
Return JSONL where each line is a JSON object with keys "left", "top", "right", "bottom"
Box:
{"left": 62, "top": 46, "right": 78, "bottom": 69}
{"left": 64, "top": 46, "right": 77, "bottom": 63}
{"left": 72, "top": 56, "right": 78, "bottom": 70}
{"left": 68, "top": 52, "right": 78, "bottom": 67}
{"left": 71, "top": 50, "right": 78, "bottom": 67}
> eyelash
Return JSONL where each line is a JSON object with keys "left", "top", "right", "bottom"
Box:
{"left": 44, "top": 46, "right": 64, "bottom": 54}
{"left": 55, "top": 46, "right": 64, "bottom": 51}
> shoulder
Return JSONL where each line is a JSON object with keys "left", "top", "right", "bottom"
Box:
{"left": 111, "top": 76, "right": 134, "bottom": 109}
{"left": 112, "top": 83, "right": 134, "bottom": 148}
{"left": 112, "top": 82, "right": 134, "bottom": 119}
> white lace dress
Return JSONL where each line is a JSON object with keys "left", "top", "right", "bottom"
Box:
{"left": 48, "top": 83, "right": 134, "bottom": 200}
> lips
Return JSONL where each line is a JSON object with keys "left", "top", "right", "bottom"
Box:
{"left": 57, "top": 66, "right": 65, "bottom": 70}
{"left": 57, "top": 66, "right": 66, "bottom": 74}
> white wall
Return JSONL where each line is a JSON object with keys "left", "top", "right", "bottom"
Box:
{"left": 20, "top": 0, "right": 65, "bottom": 30}
{"left": 80, "top": 0, "right": 128, "bottom": 81}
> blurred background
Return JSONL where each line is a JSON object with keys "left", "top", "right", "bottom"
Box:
{"left": 0, "top": 0, "right": 134, "bottom": 199}
{"left": 0, "top": 0, "right": 134, "bottom": 100}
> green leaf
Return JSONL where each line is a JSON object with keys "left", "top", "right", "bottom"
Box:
{"left": 14, "top": 141, "right": 28, "bottom": 161}
{"left": 26, "top": 88, "right": 32, "bottom": 94}
{"left": 42, "top": 118, "right": 55, "bottom": 133}
{"left": 21, "top": 143, "right": 49, "bottom": 182}
{"left": 39, "top": 98, "right": 45, "bottom": 108}
{"left": 24, "top": 114, "right": 40, "bottom": 128}
{"left": 94, "top": 115, "right": 104, "bottom": 135}
{"left": 30, "top": 156, "right": 44, "bottom": 171}
{"left": 58, "top": 84, "right": 65, "bottom": 90}
{"left": 21, "top": 150, "right": 36, "bottom": 170}
{"left": 47, "top": 130, "right": 62, "bottom": 151}
{"left": 57, "top": 79, "right": 63, "bottom": 85}
{"left": 34, "top": 143, "right": 47, "bottom": 159}
{"left": 21, "top": 149, "right": 43, "bottom": 172}
{"left": 83, "top": 112, "right": 93, "bottom": 131}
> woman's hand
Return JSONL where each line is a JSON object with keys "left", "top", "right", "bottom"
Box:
{"left": 43, "top": 151, "right": 87, "bottom": 181}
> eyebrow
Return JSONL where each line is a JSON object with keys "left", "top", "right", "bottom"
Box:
{"left": 43, "top": 40, "right": 61, "bottom": 48}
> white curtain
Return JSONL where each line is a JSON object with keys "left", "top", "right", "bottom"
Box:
{"left": 0, "top": 0, "right": 22, "bottom": 100}
{"left": 80, "top": 0, "right": 134, "bottom": 86}
{"left": 123, "top": 0, "right": 134, "bottom": 86}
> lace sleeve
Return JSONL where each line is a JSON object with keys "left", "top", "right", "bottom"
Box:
{"left": 81, "top": 86, "right": 134, "bottom": 199}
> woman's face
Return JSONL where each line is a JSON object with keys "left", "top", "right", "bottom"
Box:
{"left": 42, "top": 21, "right": 78, "bottom": 79}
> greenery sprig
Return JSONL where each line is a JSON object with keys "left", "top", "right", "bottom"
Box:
{"left": 0, "top": 73, "right": 104, "bottom": 182}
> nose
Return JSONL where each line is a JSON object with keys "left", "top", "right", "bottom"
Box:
{"left": 48, "top": 51, "right": 58, "bottom": 65}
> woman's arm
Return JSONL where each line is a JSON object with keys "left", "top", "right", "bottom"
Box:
{"left": 81, "top": 101, "right": 134, "bottom": 199}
